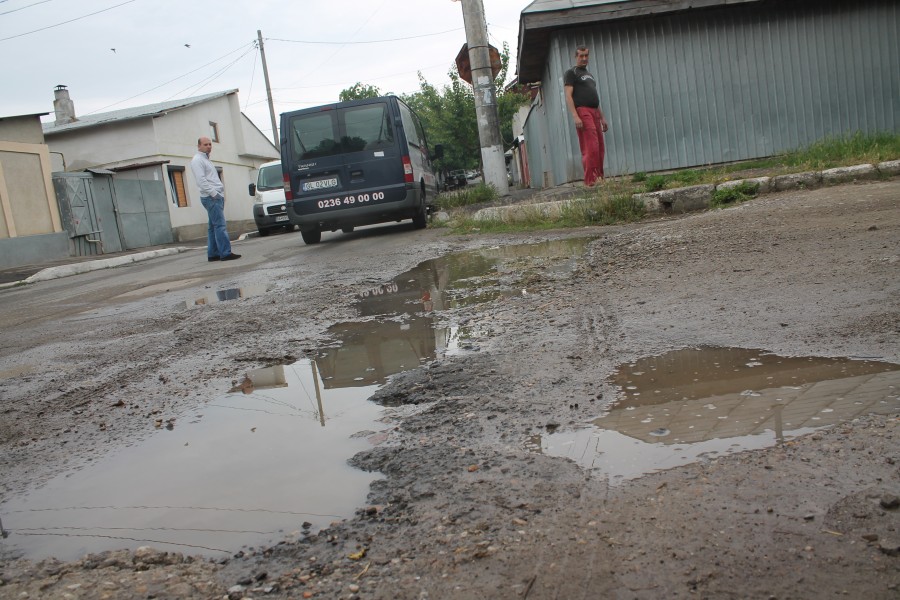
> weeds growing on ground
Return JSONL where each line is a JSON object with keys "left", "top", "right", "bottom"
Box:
{"left": 711, "top": 181, "right": 760, "bottom": 208}
{"left": 438, "top": 131, "right": 898, "bottom": 234}
{"left": 436, "top": 184, "right": 498, "bottom": 210}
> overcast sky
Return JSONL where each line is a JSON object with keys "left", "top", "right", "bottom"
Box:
{"left": 0, "top": 0, "right": 529, "bottom": 140}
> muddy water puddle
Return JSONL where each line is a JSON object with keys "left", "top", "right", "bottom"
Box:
{"left": 1, "top": 359, "right": 385, "bottom": 561}
{"left": 535, "top": 347, "right": 900, "bottom": 484}
{"left": 320, "top": 238, "right": 592, "bottom": 384}
{"left": 1, "top": 239, "right": 592, "bottom": 561}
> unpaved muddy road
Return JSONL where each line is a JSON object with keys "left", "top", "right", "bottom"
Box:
{"left": 1, "top": 180, "right": 898, "bottom": 599}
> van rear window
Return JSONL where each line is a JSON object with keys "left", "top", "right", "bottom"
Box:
{"left": 289, "top": 103, "right": 393, "bottom": 160}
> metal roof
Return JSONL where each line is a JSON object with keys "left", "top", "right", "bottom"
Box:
{"left": 517, "top": 0, "right": 764, "bottom": 82}
{"left": 43, "top": 89, "right": 237, "bottom": 135}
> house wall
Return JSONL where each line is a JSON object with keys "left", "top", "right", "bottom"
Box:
{"left": 0, "top": 116, "right": 68, "bottom": 268}
{"left": 530, "top": 0, "right": 899, "bottom": 184}
{"left": 48, "top": 120, "right": 158, "bottom": 172}
{"left": 152, "top": 94, "right": 277, "bottom": 240}
{"left": 45, "top": 94, "right": 278, "bottom": 243}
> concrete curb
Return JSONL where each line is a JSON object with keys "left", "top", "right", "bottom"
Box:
{"left": 0, "top": 247, "right": 193, "bottom": 289}
{"left": 637, "top": 161, "right": 892, "bottom": 215}
{"left": 473, "top": 160, "right": 897, "bottom": 222}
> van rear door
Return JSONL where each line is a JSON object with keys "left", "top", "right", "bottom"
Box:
{"left": 285, "top": 100, "right": 406, "bottom": 218}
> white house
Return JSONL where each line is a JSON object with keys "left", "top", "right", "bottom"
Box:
{"left": 43, "top": 86, "right": 279, "bottom": 242}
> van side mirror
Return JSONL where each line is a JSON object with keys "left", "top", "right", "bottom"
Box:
{"left": 248, "top": 183, "right": 256, "bottom": 196}
{"left": 433, "top": 144, "right": 444, "bottom": 160}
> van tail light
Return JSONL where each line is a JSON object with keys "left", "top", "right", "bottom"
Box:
{"left": 283, "top": 173, "right": 293, "bottom": 200}
{"left": 402, "top": 155, "right": 414, "bottom": 183}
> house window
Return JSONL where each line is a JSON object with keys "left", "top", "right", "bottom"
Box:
{"left": 209, "top": 121, "right": 219, "bottom": 142}
{"left": 167, "top": 166, "right": 188, "bottom": 207}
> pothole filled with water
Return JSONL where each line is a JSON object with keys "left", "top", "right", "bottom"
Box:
{"left": 1, "top": 359, "right": 385, "bottom": 561}
{"left": 0, "top": 239, "right": 593, "bottom": 561}
{"left": 532, "top": 347, "right": 900, "bottom": 484}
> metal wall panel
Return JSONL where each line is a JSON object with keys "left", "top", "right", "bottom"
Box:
{"left": 113, "top": 178, "right": 174, "bottom": 250}
{"left": 533, "top": 0, "right": 899, "bottom": 183}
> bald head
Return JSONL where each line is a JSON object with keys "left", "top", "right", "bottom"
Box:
{"left": 197, "top": 136, "right": 212, "bottom": 155}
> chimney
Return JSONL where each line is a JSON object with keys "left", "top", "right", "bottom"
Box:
{"left": 53, "top": 85, "right": 76, "bottom": 125}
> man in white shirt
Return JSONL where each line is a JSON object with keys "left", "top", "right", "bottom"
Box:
{"left": 190, "top": 137, "right": 240, "bottom": 261}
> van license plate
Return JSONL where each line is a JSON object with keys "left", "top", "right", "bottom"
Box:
{"left": 276, "top": 215, "right": 289, "bottom": 222}
{"left": 302, "top": 177, "right": 339, "bottom": 192}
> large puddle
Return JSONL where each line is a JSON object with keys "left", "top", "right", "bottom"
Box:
{"left": 533, "top": 347, "right": 900, "bottom": 484}
{"left": 1, "top": 359, "right": 384, "bottom": 561}
{"left": 0, "top": 239, "right": 591, "bottom": 561}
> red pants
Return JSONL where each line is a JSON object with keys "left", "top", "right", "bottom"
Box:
{"left": 575, "top": 106, "right": 605, "bottom": 185}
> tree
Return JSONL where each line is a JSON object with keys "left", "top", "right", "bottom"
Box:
{"left": 339, "top": 82, "right": 381, "bottom": 102}
{"left": 402, "top": 42, "right": 529, "bottom": 173}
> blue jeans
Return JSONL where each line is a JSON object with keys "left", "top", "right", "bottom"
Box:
{"left": 200, "top": 196, "right": 232, "bottom": 258}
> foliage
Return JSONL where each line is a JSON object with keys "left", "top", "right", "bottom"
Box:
{"left": 339, "top": 82, "right": 381, "bottom": 102}
{"left": 565, "top": 193, "right": 646, "bottom": 225}
{"left": 711, "top": 182, "right": 760, "bottom": 208}
{"left": 644, "top": 174, "right": 667, "bottom": 192}
{"left": 399, "top": 42, "right": 529, "bottom": 172}
{"left": 436, "top": 183, "right": 498, "bottom": 210}
{"left": 778, "top": 131, "right": 900, "bottom": 169}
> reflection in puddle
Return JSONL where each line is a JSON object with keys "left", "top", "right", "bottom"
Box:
{"left": 320, "top": 238, "right": 593, "bottom": 386}
{"left": 0, "top": 359, "right": 385, "bottom": 561}
{"left": 534, "top": 347, "right": 900, "bottom": 485}
{"left": 0, "top": 239, "right": 592, "bottom": 561}
{"left": 180, "top": 284, "right": 271, "bottom": 308}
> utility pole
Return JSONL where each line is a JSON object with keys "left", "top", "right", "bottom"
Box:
{"left": 459, "top": 0, "right": 509, "bottom": 196}
{"left": 257, "top": 30, "right": 279, "bottom": 148}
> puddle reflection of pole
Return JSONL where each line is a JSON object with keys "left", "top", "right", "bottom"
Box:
{"left": 311, "top": 359, "right": 325, "bottom": 427}
{"left": 773, "top": 403, "right": 784, "bottom": 445}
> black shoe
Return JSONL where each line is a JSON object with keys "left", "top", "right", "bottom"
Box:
{"left": 208, "top": 256, "right": 220, "bottom": 262}
{"left": 220, "top": 253, "right": 241, "bottom": 261}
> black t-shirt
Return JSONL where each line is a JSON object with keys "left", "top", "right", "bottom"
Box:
{"left": 564, "top": 66, "right": 600, "bottom": 109}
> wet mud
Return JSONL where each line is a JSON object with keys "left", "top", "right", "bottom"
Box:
{"left": 0, "top": 181, "right": 898, "bottom": 598}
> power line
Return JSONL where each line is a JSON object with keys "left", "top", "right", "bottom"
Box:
{"left": 0, "top": 0, "right": 140, "bottom": 42}
{"left": 170, "top": 45, "right": 256, "bottom": 100}
{"left": 84, "top": 41, "right": 255, "bottom": 115}
{"left": 268, "top": 27, "right": 462, "bottom": 45}
{"left": 0, "top": 0, "right": 55, "bottom": 17}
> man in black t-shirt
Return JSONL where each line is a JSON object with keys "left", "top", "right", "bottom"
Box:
{"left": 564, "top": 46, "right": 608, "bottom": 185}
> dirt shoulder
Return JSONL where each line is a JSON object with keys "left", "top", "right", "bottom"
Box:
{"left": 1, "top": 181, "right": 899, "bottom": 599}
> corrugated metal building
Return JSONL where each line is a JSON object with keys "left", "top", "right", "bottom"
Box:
{"left": 517, "top": 0, "right": 899, "bottom": 186}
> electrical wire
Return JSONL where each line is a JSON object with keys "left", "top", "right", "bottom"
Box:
{"left": 170, "top": 45, "right": 256, "bottom": 99}
{"left": 244, "top": 43, "right": 259, "bottom": 111}
{"left": 0, "top": 0, "right": 140, "bottom": 42}
{"left": 0, "top": 0, "right": 55, "bottom": 17}
{"left": 83, "top": 41, "right": 256, "bottom": 115}
{"left": 268, "top": 26, "right": 462, "bottom": 45}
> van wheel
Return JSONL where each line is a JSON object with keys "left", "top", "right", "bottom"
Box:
{"left": 258, "top": 228, "right": 270, "bottom": 237}
{"left": 341, "top": 226, "right": 354, "bottom": 233}
{"left": 412, "top": 198, "right": 427, "bottom": 230}
{"left": 301, "top": 229, "right": 321, "bottom": 245}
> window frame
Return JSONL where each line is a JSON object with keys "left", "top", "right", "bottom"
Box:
{"left": 166, "top": 165, "right": 189, "bottom": 207}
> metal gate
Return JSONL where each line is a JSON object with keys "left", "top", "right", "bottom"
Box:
{"left": 112, "top": 178, "right": 174, "bottom": 248}
{"left": 52, "top": 172, "right": 124, "bottom": 256}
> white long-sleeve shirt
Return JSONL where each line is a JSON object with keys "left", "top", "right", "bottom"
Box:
{"left": 190, "top": 151, "right": 224, "bottom": 198}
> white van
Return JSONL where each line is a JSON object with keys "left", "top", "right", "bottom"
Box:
{"left": 248, "top": 160, "right": 294, "bottom": 236}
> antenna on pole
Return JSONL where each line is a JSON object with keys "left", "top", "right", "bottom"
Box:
{"left": 257, "top": 30, "right": 279, "bottom": 148}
